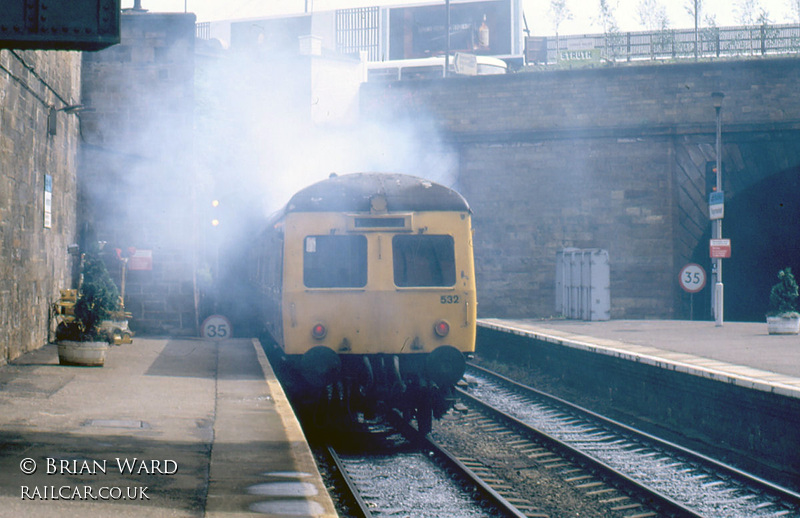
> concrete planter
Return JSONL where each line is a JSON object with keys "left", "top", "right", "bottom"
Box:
{"left": 766, "top": 315, "right": 800, "bottom": 335}
{"left": 57, "top": 340, "right": 108, "bottom": 366}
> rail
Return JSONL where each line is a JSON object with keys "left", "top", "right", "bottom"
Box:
{"left": 464, "top": 363, "right": 800, "bottom": 517}
{"left": 527, "top": 22, "right": 800, "bottom": 65}
{"left": 317, "top": 415, "right": 529, "bottom": 518}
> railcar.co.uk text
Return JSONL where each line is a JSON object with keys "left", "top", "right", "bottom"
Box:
{"left": 18, "top": 457, "right": 178, "bottom": 501}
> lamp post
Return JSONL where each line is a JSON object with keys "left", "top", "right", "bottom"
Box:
{"left": 711, "top": 91, "right": 724, "bottom": 326}
{"left": 444, "top": 0, "right": 451, "bottom": 77}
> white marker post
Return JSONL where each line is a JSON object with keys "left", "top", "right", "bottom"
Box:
{"left": 679, "top": 263, "right": 706, "bottom": 320}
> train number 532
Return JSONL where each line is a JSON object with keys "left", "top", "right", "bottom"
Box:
{"left": 440, "top": 295, "right": 460, "bottom": 304}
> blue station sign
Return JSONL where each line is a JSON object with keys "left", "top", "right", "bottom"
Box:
{"left": 709, "top": 191, "right": 724, "bottom": 220}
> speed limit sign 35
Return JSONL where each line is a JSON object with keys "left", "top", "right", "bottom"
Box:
{"left": 202, "top": 315, "right": 232, "bottom": 340}
{"left": 679, "top": 263, "right": 706, "bottom": 293}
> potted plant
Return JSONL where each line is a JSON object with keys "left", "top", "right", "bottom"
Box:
{"left": 55, "top": 244, "right": 121, "bottom": 365}
{"left": 766, "top": 267, "right": 800, "bottom": 335}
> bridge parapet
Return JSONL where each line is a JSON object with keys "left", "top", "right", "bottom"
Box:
{"left": 362, "top": 57, "right": 800, "bottom": 140}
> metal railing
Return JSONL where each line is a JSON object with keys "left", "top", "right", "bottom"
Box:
{"left": 196, "top": 22, "right": 210, "bottom": 41}
{"left": 532, "top": 23, "right": 800, "bottom": 65}
{"left": 194, "top": 18, "right": 800, "bottom": 64}
{"left": 336, "top": 6, "right": 380, "bottom": 61}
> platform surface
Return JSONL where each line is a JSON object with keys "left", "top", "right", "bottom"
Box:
{"left": 478, "top": 318, "right": 800, "bottom": 399}
{"left": 0, "top": 337, "right": 337, "bottom": 517}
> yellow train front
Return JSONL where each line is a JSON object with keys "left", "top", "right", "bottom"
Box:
{"left": 254, "top": 173, "right": 477, "bottom": 433}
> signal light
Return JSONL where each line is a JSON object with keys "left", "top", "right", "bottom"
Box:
{"left": 705, "top": 161, "right": 719, "bottom": 195}
{"left": 211, "top": 199, "right": 221, "bottom": 227}
{"left": 312, "top": 323, "right": 327, "bottom": 340}
{"left": 434, "top": 320, "right": 450, "bottom": 337}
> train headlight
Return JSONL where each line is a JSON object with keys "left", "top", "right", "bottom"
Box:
{"left": 434, "top": 320, "right": 450, "bottom": 337}
{"left": 311, "top": 323, "right": 327, "bottom": 340}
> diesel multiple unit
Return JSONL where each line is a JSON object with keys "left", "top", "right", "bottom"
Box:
{"left": 250, "top": 172, "right": 477, "bottom": 432}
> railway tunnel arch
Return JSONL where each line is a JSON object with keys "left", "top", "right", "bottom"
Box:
{"left": 689, "top": 166, "right": 800, "bottom": 322}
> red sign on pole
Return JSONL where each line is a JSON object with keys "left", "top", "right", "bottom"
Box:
{"left": 128, "top": 249, "right": 153, "bottom": 271}
{"left": 709, "top": 239, "right": 731, "bottom": 259}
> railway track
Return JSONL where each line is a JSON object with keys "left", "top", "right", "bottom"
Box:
{"left": 314, "top": 418, "right": 538, "bottom": 517}
{"left": 445, "top": 363, "right": 800, "bottom": 518}
{"left": 306, "top": 362, "right": 800, "bottom": 517}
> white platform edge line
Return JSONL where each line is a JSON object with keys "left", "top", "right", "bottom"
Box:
{"left": 477, "top": 321, "right": 800, "bottom": 400}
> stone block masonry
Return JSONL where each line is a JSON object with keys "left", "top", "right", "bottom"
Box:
{"left": 79, "top": 12, "right": 197, "bottom": 335}
{"left": 0, "top": 49, "right": 82, "bottom": 362}
{"left": 361, "top": 58, "right": 800, "bottom": 319}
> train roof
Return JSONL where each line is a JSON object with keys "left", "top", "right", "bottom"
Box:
{"left": 283, "top": 173, "right": 471, "bottom": 214}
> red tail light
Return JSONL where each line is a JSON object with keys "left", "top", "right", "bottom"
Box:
{"left": 434, "top": 320, "right": 450, "bottom": 337}
{"left": 312, "top": 323, "right": 327, "bottom": 340}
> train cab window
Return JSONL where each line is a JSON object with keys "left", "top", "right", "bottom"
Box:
{"left": 392, "top": 235, "right": 455, "bottom": 287}
{"left": 303, "top": 235, "right": 367, "bottom": 288}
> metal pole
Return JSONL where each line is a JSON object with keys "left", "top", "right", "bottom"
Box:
{"left": 445, "top": 0, "right": 450, "bottom": 77}
{"left": 713, "top": 92, "right": 724, "bottom": 326}
{"left": 693, "top": 0, "right": 699, "bottom": 59}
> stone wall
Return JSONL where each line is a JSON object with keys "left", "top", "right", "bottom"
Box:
{"left": 79, "top": 12, "right": 197, "bottom": 335}
{"left": 0, "top": 49, "right": 82, "bottom": 363}
{"left": 361, "top": 58, "right": 800, "bottom": 319}
{"left": 459, "top": 137, "right": 676, "bottom": 318}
